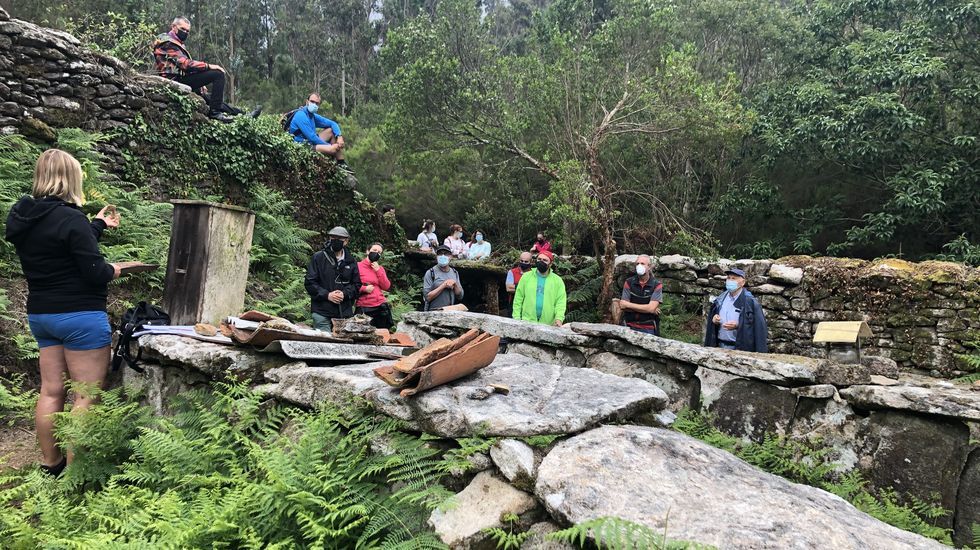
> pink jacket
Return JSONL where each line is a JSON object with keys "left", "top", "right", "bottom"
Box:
{"left": 531, "top": 240, "right": 552, "bottom": 254}
{"left": 356, "top": 258, "right": 391, "bottom": 308}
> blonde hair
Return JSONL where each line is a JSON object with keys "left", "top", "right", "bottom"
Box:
{"left": 32, "top": 149, "right": 85, "bottom": 206}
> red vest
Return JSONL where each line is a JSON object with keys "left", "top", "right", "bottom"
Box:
{"left": 508, "top": 267, "right": 524, "bottom": 303}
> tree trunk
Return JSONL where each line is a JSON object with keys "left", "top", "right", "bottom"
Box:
{"left": 227, "top": 30, "right": 236, "bottom": 104}
{"left": 341, "top": 65, "right": 347, "bottom": 116}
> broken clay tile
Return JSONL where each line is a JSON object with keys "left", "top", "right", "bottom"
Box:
{"left": 399, "top": 334, "right": 500, "bottom": 397}
{"left": 392, "top": 338, "right": 455, "bottom": 373}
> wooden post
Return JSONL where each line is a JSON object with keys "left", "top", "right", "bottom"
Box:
{"left": 164, "top": 200, "right": 255, "bottom": 325}
{"left": 485, "top": 278, "right": 499, "bottom": 315}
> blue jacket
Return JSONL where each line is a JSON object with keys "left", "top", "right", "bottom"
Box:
{"left": 290, "top": 109, "right": 342, "bottom": 146}
{"left": 704, "top": 289, "right": 768, "bottom": 353}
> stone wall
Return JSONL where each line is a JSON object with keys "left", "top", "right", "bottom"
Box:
{"left": 615, "top": 254, "right": 980, "bottom": 375}
{"left": 397, "top": 311, "right": 980, "bottom": 545}
{"left": 0, "top": 7, "right": 209, "bottom": 166}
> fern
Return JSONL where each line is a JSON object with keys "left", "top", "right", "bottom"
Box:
{"left": 11, "top": 333, "right": 39, "bottom": 361}
{"left": 954, "top": 336, "right": 980, "bottom": 384}
{"left": 0, "top": 382, "right": 453, "bottom": 549}
{"left": 0, "top": 374, "right": 37, "bottom": 427}
{"left": 548, "top": 516, "right": 710, "bottom": 549}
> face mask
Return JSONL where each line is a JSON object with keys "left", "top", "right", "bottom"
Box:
{"left": 475, "top": 234, "right": 483, "bottom": 242}
{"left": 437, "top": 255, "right": 450, "bottom": 267}
{"left": 175, "top": 29, "right": 189, "bottom": 42}
{"left": 537, "top": 237, "right": 544, "bottom": 243}
{"left": 536, "top": 261, "right": 549, "bottom": 274}
{"left": 635, "top": 264, "right": 647, "bottom": 276}
{"left": 725, "top": 280, "right": 739, "bottom": 292}
{"left": 519, "top": 262, "right": 531, "bottom": 272}
{"left": 306, "top": 102, "right": 319, "bottom": 114}
{"left": 329, "top": 239, "right": 345, "bottom": 252}
{"left": 368, "top": 251, "right": 381, "bottom": 262}
{"left": 455, "top": 232, "right": 462, "bottom": 239}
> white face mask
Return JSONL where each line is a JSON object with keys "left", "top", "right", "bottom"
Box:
{"left": 635, "top": 264, "right": 647, "bottom": 276}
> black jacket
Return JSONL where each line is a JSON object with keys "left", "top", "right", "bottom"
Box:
{"left": 704, "top": 289, "right": 769, "bottom": 353}
{"left": 5, "top": 196, "right": 114, "bottom": 314}
{"left": 304, "top": 247, "right": 361, "bottom": 319}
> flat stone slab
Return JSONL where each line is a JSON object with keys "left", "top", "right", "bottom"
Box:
{"left": 840, "top": 384, "right": 980, "bottom": 421}
{"left": 402, "top": 311, "right": 599, "bottom": 347}
{"left": 258, "top": 340, "right": 410, "bottom": 361}
{"left": 567, "top": 322, "right": 819, "bottom": 385}
{"left": 140, "top": 335, "right": 289, "bottom": 379}
{"left": 263, "top": 353, "right": 668, "bottom": 437}
{"left": 535, "top": 425, "right": 947, "bottom": 550}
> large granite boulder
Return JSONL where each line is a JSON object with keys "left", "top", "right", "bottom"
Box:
{"left": 263, "top": 353, "right": 668, "bottom": 437}
{"left": 140, "top": 335, "right": 290, "bottom": 380}
{"left": 854, "top": 410, "right": 971, "bottom": 528}
{"left": 708, "top": 378, "right": 799, "bottom": 441}
{"left": 841, "top": 384, "right": 980, "bottom": 421}
{"left": 585, "top": 352, "right": 699, "bottom": 411}
{"left": 954, "top": 448, "right": 980, "bottom": 547}
{"left": 535, "top": 425, "right": 947, "bottom": 549}
{"left": 429, "top": 471, "right": 538, "bottom": 548}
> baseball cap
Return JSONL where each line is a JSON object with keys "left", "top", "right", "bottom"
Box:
{"left": 725, "top": 268, "right": 746, "bottom": 278}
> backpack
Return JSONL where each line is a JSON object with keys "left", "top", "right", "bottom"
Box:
{"left": 281, "top": 108, "right": 301, "bottom": 134}
{"left": 111, "top": 301, "right": 171, "bottom": 373}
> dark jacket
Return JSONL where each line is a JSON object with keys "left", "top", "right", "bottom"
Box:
{"left": 704, "top": 289, "right": 768, "bottom": 353}
{"left": 305, "top": 247, "right": 361, "bottom": 319}
{"left": 5, "top": 196, "right": 114, "bottom": 314}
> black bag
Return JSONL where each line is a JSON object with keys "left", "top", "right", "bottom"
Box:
{"left": 281, "top": 108, "right": 301, "bottom": 134}
{"left": 111, "top": 301, "right": 170, "bottom": 373}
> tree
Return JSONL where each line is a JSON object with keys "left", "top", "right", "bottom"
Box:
{"left": 384, "top": 0, "right": 747, "bottom": 317}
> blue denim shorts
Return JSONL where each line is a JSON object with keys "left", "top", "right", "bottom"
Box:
{"left": 27, "top": 311, "right": 111, "bottom": 351}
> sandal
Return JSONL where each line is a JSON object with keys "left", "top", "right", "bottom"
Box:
{"left": 40, "top": 455, "right": 67, "bottom": 477}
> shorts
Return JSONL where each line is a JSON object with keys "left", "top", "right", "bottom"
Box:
{"left": 27, "top": 311, "right": 111, "bottom": 351}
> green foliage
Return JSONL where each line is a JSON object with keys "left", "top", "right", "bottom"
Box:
{"left": 556, "top": 258, "right": 602, "bottom": 323}
{"left": 939, "top": 235, "right": 980, "bottom": 267}
{"left": 658, "top": 295, "right": 703, "bottom": 345}
{"left": 248, "top": 184, "right": 318, "bottom": 269}
{"left": 521, "top": 434, "right": 561, "bottom": 448}
{"left": 0, "top": 374, "right": 37, "bottom": 427}
{"left": 62, "top": 11, "right": 157, "bottom": 68}
{"left": 483, "top": 513, "right": 533, "bottom": 550}
{"left": 10, "top": 334, "right": 39, "bottom": 361}
{"left": 547, "top": 516, "right": 709, "bottom": 549}
{"left": 0, "top": 382, "right": 453, "bottom": 549}
{"left": 673, "top": 409, "right": 953, "bottom": 544}
{"left": 954, "top": 336, "right": 980, "bottom": 384}
{"left": 441, "top": 436, "right": 499, "bottom": 474}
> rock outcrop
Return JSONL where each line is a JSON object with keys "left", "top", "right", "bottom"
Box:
{"left": 535, "top": 425, "right": 948, "bottom": 549}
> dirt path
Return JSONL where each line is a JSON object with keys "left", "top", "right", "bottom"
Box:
{"left": 0, "top": 424, "right": 38, "bottom": 471}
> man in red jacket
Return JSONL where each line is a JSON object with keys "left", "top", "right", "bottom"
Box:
{"left": 355, "top": 242, "right": 393, "bottom": 329}
{"left": 153, "top": 17, "right": 237, "bottom": 121}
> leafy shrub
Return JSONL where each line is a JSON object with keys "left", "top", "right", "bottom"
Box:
{"left": 0, "top": 382, "right": 452, "bottom": 548}
{"left": 0, "top": 374, "right": 36, "bottom": 427}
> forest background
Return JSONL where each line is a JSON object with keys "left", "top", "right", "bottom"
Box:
{"left": 3, "top": 0, "right": 978, "bottom": 268}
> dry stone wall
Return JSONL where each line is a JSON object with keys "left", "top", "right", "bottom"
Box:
{"left": 615, "top": 254, "right": 980, "bottom": 375}
{"left": 0, "top": 7, "right": 208, "bottom": 166}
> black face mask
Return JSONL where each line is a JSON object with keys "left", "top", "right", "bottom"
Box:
{"left": 368, "top": 251, "right": 381, "bottom": 262}
{"left": 176, "top": 29, "right": 189, "bottom": 42}
{"left": 329, "top": 239, "right": 345, "bottom": 252}
{"left": 537, "top": 237, "right": 544, "bottom": 243}
{"left": 536, "top": 261, "right": 549, "bottom": 274}
{"left": 518, "top": 262, "right": 531, "bottom": 272}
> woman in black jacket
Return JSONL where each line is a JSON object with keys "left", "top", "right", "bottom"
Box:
{"left": 4, "top": 149, "right": 122, "bottom": 476}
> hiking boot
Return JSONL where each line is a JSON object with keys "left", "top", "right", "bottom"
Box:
{"left": 40, "top": 455, "right": 67, "bottom": 477}
{"left": 209, "top": 111, "right": 234, "bottom": 123}
{"left": 248, "top": 105, "right": 263, "bottom": 118}
{"left": 337, "top": 161, "right": 355, "bottom": 175}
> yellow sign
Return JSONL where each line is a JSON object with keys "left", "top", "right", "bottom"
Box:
{"left": 812, "top": 321, "right": 873, "bottom": 343}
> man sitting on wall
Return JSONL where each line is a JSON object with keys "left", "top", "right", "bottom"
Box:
{"left": 619, "top": 254, "right": 663, "bottom": 336}
{"left": 288, "top": 93, "right": 352, "bottom": 173}
{"left": 153, "top": 17, "right": 250, "bottom": 122}
{"left": 704, "top": 268, "right": 768, "bottom": 352}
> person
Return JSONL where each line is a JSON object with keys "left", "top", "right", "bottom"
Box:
{"left": 704, "top": 268, "right": 768, "bottom": 352}
{"left": 505, "top": 251, "right": 533, "bottom": 304}
{"left": 444, "top": 224, "right": 468, "bottom": 259}
{"left": 153, "top": 17, "right": 241, "bottom": 122}
{"left": 4, "top": 149, "right": 124, "bottom": 476}
{"left": 305, "top": 226, "right": 361, "bottom": 330}
{"left": 467, "top": 230, "right": 492, "bottom": 261}
{"left": 289, "top": 93, "right": 352, "bottom": 172}
{"left": 619, "top": 254, "right": 663, "bottom": 335}
{"left": 512, "top": 250, "right": 567, "bottom": 326}
{"left": 531, "top": 232, "right": 552, "bottom": 254}
{"left": 416, "top": 219, "right": 438, "bottom": 251}
{"left": 355, "top": 242, "right": 393, "bottom": 329}
{"left": 423, "top": 245, "right": 463, "bottom": 310}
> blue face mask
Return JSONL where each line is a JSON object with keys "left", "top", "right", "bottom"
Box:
{"left": 725, "top": 280, "right": 739, "bottom": 292}
{"left": 437, "top": 255, "right": 450, "bottom": 266}
{"left": 306, "top": 102, "right": 318, "bottom": 114}
{"left": 476, "top": 234, "right": 483, "bottom": 242}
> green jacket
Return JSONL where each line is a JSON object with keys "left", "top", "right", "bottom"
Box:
{"left": 512, "top": 270, "right": 567, "bottom": 325}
